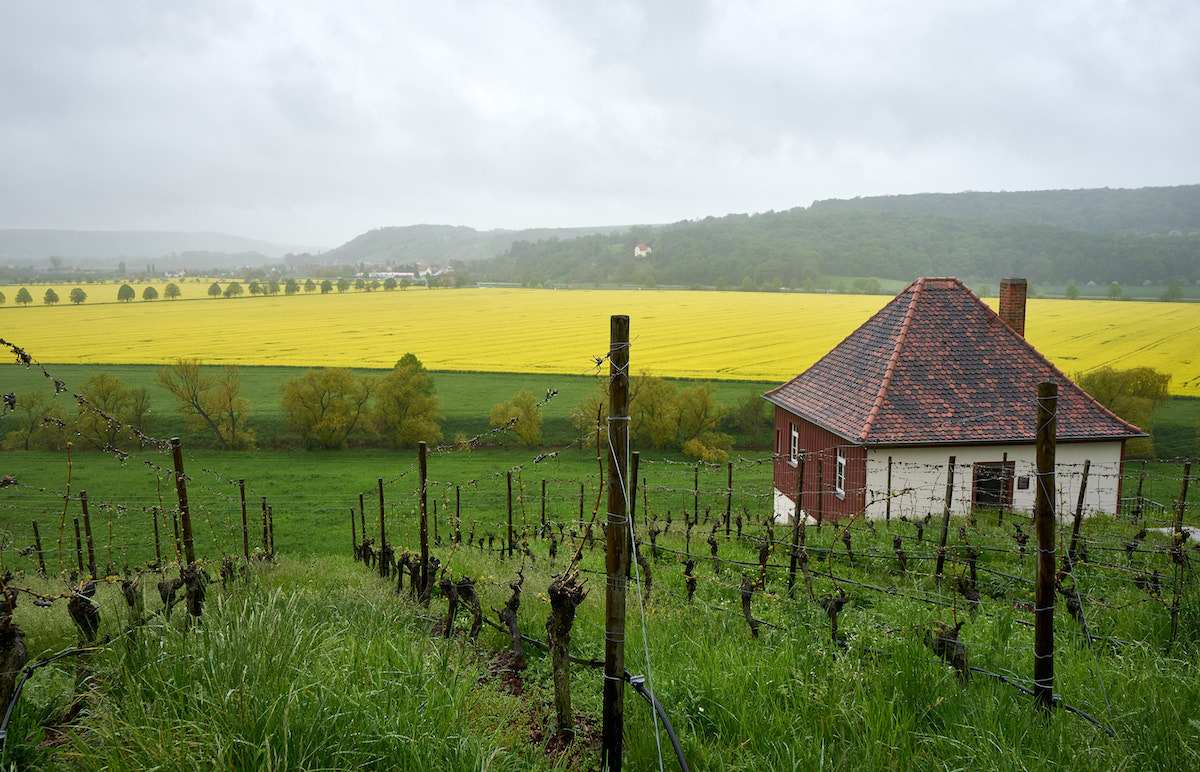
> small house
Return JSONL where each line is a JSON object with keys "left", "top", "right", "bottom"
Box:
{"left": 764, "top": 277, "right": 1144, "bottom": 522}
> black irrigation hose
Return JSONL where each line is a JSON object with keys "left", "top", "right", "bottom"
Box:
{"left": 0, "top": 644, "right": 97, "bottom": 752}
{"left": 625, "top": 670, "right": 690, "bottom": 772}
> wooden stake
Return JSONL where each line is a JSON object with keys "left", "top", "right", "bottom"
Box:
{"left": 935, "top": 456, "right": 956, "bottom": 578}
{"left": 31, "top": 520, "right": 47, "bottom": 575}
{"left": 788, "top": 454, "right": 806, "bottom": 597}
{"left": 378, "top": 478, "right": 387, "bottom": 579}
{"left": 998, "top": 452, "right": 1008, "bottom": 526}
{"left": 725, "top": 461, "right": 733, "bottom": 539}
{"left": 885, "top": 455, "right": 892, "bottom": 523}
{"left": 170, "top": 438, "right": 195, "bottom": 565}
{"left": 1034, "top": 381, "right": 1058, "bottom": 712}
{"left": 1173, "top": 461, "right": 1191, "bottom": 545}
{"left": 507, "top": 470, "right": 514, "bottom": 558}
{"left": 419, "top": 441, "right": 429, "bottom": 606}
{"left": 239, "top": 478, "right": 249, "bottom": 560}
{"left": 81, "top": 490, "right": 97, "bottom": 578}
{"left": 602, "top": 314, "right": 630, "bottom": 772}
{"left": 1067, "top": 459, "right": 1091, "bottom": 568}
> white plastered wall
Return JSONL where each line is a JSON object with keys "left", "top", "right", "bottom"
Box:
{"left": 861, "top": 442, "right": 1125, "bottom": 520}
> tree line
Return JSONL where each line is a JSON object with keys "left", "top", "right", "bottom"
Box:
{"left": 3, "top": 359, "right": 774, "bottom": 461}
{"left": 479, "top": 208, "right": 1200, "bottom": 290}
{"left": 0, "top": 277, "right": 430, "bottom": 307}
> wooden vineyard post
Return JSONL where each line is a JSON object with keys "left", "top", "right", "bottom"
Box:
{"left": 1034, "top": 381, "right": 1058, "bottom": 712}
{"left": 80, "top": 491, "right": 97, "bottom": 578}
{"left": 1173, "top": 461, "right": 1192, "bottom": 545}
{"left": 171, "top": 438, "right": 195, "bottom": 565}
{"left": 603, "top": 314, "right": 631, "bottom": 772}
{"left": 541, "top": 478, "right": 547, "bottom": 531}
{"left": 261, "top": 496, "right": 269, "bottom": 554}
{"left": 1067, "top": 459, "right": 1091, "bottom": 568}
{"left": 507, "top": 470, "right": 514, "bottom": 558}
{"left": 151, "top": 507, "right": 161, "bottom": 565}
{"left": 239, "top": 479, "right": 249, "bottom": 560}
{"left": 359, "top": 493, "right": 366, "bottom": 547}
{"left": 788, "top": 454, "right": 806, "bottom": 597}
{"left": 725, "top": 461, "right": 733, "bottom": 539}
{"left": 350, "top": 509, "right": 357, "bottom": 558}
{"left": 693, "top": 465, "right": 699, "bottom": 524}
{"left": 631, "top": 452, "right": 640, "bottom": 532}
{"left": 816, "top": 458, "right": 824, "bottom": 529}
{"left": 268, "top": 507, "right": 274, "bottom": 554}
{"left": 378, "top": 478, "right": 387, "bottom": 579}
{"left": 935, "top": 456, "right": 956, "bottom": 578}
{"left": 73, "top": 518, "right": 84, "bottom": 573}
{"left": 419, "top": 441, "right": 429, "bottom": 607}
{"left": 998, "top": 452, "right": 1009, "bottom": 526}
{"left": 31, "top": 520, "right": 47, "bottom": 575}
{"left": 885, "top": 456, "right": 892, "bottom": 524}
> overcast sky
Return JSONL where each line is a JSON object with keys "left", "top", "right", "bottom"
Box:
{"left": 2, "top": 1, "right": 1198, "bottom": 248}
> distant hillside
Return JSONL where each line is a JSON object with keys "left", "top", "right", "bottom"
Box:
{"left": 0, "top": 229, "right": 321, "bottom": 267}
{"left": 476, "top": 186, "right": 1200, "bottom": 288}
{"left": 319, "top": 223, "right": 630, "bottom": 266}
{"left": 808, "top": 185, "right": 1200, "bottom": 234}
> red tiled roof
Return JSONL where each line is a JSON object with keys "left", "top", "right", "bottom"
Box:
{"left": 763, "top": 277, "right": 1145, "bottom": 445}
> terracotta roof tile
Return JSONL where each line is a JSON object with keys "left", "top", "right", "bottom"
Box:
{"left": 763, "top": 277, "right": 1145, "bottom": 445}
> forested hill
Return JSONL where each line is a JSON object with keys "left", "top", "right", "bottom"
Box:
{"left": 808, "top": 185, "right": 1200, "bottom": 235}
{"left": 320, "top": 223, "right": 628, "bottom": 265}
{"left": 477, "top": 186, "right": 1200, "bottom": 288}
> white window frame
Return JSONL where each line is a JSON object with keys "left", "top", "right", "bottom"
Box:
{"left": 835, "top": 447, "right": 847, "bottom": 498}
{"left": 789, "top": 424, "right": 799, "bottom": 467}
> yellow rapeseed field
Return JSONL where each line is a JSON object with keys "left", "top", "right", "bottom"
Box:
{"left": 2, "top": 284, "right": 1198, "bottom": 394}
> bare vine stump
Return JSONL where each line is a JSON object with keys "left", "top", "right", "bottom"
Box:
{"left": 708, "top": 535, "right": 720, "bottom": 575}
{"left": 819, "top": 588, "right": 848, "bottom": 642}
{"left": 954, "top": 576, "right": 980, "bottom": 612}
{"left": 635, "top": 545, "right": 652, "bottom": 601}
{"left": 1013, "top": 524, "right": 1028, "bottom": 554}
{"left": 69, "top": 582, "right": 100, "bottom": 643}
{"left": 0, "top": 611, "right": 26, "bottom": 715}
{"left": 548, "top": 535, "right": 558, "bottom": 562}
{"left": 741, "top": 574, "right": 761, "bottom": 639}
{"left": 966, "top": 545, "right": 981, "bottom": 583}
{"left": 158, "top": 576, "right": 184, "bottom": 619}
{"left": 183, "top": 565, "right": 205, "bottom": 619}
{"left": 893, "top": 535, "right": 907, "bottom": 575}
{"left": 842, "top": 531, "right": 855, "bottom": 567}
{"left": 925, "top": 620, "right": 970, "bottom": 682}
{"left": 546, "top": 571, "right": 586, "bottom": 738}
{"left": 684, "top": 559, "right": 697, "bottom": 604}
{"left": 457, "top": 576, "right": 483, "bottom": 640}
{"left": 396, "top": 553, "right": 410, "bottom": 594}
{"left": 421, "top": 556, "right": 441, "bottom": 605}
{"left": 409, "top": 559, "right": 421, "bottom": 601}
{"left": 439, "top": 573, "right": 459, "bottom": 638}
{"left": 648, "top": 527, "right": 659, "bottom": 560}
{"left": 496, "top": 572, "right": 527, "bottom": 671}
{"left": 758, "top": 541, "right": 771, "bottom": 589}
{"left": 121, "top": 575, "right": 144, "bottom": 622}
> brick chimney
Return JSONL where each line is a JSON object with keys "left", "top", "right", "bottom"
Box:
{"left": 998, "top": 278, "right": 1027, "bottom": 337}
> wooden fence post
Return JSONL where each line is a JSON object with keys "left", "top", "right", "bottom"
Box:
{"left": 788, "top": 454, "right": 806, "bottom": 597}
{"left": 885, "top": 455, "right": 892, "bottom": 524}
{"left": 603, "top": 314, "right": 631, "bottom": 772}
{"left": 239, "top": 479, "right": 249, "bottom": 560}
{"left": 725, "top": 461, "right": 733, "bottom": 539}
{"left": 998, "top": 452, "right": 1009, "bottom": 526}
{"left": 378, "top": 478, "right": 387, "bottom": 579}
{"left": 507, "top": 470, "right": 514, "bottom": 558}
{"left": 1173, "top": 461, "right": 1192, "bottom": 544}
{"left": 1034, "top": 381, "right": 1058, "bottom": 712}
{"left": 261, "top": 496, "right": 268, "bottom": 553}
{"left": 359, "top": 493, "right": 366, "bottom": 547}
{"left": 170, "top": 438, "right": 195, "bottom": 565}
{"left": 81, "top": 491, "right": 97, "bottom": 578}
{"left": 31, "top": 520, "right": 47, "bottom": 575}
{"left": 419, "top": 441, "right": 429, "bottom": 606}
{"left": 935, "top": 456, "right": 956, "bottom": 578}
{"left": 350, "top": 508, "right": 357, "bottom": 558}
{"left": 1066, "top": 459, "right": 1091, "bottom": 568}
{"left": 816, "top": 458, "right": 824, "bottom": 529}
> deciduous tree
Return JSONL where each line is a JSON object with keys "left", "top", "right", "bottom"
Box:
{"left": 69, "top": 287, "right": 87, "bottom": 304}
{"left": 73, "top": 372, "right": 153, "bottom": 450}
{"left": 373, "top": 354, "right": 443, "bottom": 448}
{"left": 157, "top": 359, "right": 255, "bottom": 449}
{"left": 43, "top": 288, "right": 59, "bottom": 305}
{"left": 1077, "top": 366, "right": 1170, "bottom": 458}
{"left": 208, "top": 282, "right": 222, "bottom": 298}
{"left": 117, "top": 284, "right": 135, "bottom": 302}
{"left": 142, "top": 285, "right": 158, "bottom": 301}
{"left": 280, "top": 368, "right": 374, "bottom": 449}
{"left": 15, "top": 287, "right": 33, "bottom": 306}
{"left": 164, "top": 283, "right": 181, "bottom": 300}
{"left": 1, "top": 391, "right": 67, "bottom": 450}
{"left": 491, "top": 390, "right": 542, "bottom": 447}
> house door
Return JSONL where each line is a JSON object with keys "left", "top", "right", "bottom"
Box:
{"left": 972, "top": 462, "right": 1014, "bottom": 509}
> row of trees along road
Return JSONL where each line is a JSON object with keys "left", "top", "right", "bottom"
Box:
{"left": 0, "top": 277, "right": 415, "bottom": 307}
